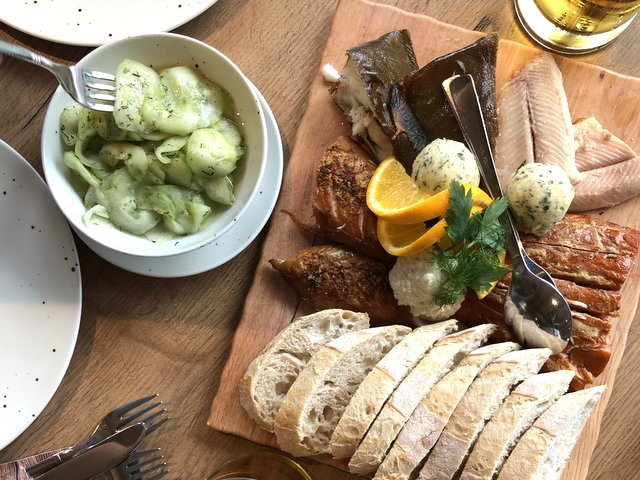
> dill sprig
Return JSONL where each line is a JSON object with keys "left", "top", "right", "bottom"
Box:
{"left": 431, "top": 181, "right": 510, "bottom": 306}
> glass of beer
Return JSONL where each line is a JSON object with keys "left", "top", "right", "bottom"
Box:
{"left": 514, "top": 0, "right": 640, "bottom": 54}
{"left": 207, "top": 450, "right": 313, "bottom": 480}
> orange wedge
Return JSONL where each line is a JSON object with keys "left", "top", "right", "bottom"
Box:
{"left": 377, "top": 218, "right": 448, "bottom": 257}
{"left": 366, "top": 157, "right": 493, "bottom": 224}
{"left": 378, "top": 205, "right": 485, "bottom": 257}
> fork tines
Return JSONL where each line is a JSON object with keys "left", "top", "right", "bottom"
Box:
{"left": 83, "top": 69, "right": 116, "bottom": 111}
{"left": 117, "top": 394, "right": 170, "bottom": 435}
{"left": 121, "top": 449, "right": 168, "bottom": 480}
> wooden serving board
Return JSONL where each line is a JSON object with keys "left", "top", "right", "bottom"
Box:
{"left": 208, "top": 0, "right": 640, "bottom": 478}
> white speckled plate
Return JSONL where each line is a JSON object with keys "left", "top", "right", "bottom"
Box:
{"left": 0, "top": 0, "right": 219, "bottom": 47}
{"left": 0, "top": 140, "right": 82, "bottom": 450}
{"left": 73, "top": 86, "right": 283, "bottom": 278}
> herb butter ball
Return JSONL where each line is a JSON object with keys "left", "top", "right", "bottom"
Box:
{"left": 506, "top": 162, "right": 574, "bottom": 237}
{"left": 411, "top": 138, "right": 480, "bottom": 195}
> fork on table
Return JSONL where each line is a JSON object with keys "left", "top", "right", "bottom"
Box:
{"left": 0, "top": 395, "right": 170, "bottom": 480}
{"left": 25, "top": 394, "right": 169, "bottom": 478}
{"left": 108, "top": 449, "right": 168, "bottom": 480}
{"left": 0, "top": 39, "right": 115, "bottom": 111}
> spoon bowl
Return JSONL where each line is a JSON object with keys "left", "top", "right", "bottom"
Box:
{"left": 442, "top": 73, "right": 572, "bottom": 354}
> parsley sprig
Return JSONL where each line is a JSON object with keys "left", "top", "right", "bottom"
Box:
{"left": 431, "top": 181, "right": 511, "bottom": 306}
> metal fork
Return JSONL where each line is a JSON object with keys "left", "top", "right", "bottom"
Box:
{"left": 0, "top": 39, "right": 115, "bottom": 111}
{"left": 116, "top": 449, "right": 169, "bottom": 480}
{"left": 26, "top": 394, "right": 169, "bottom": 477}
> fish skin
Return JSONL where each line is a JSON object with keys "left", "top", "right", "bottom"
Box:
{"left": 331, "top": 30, "right": 419, "bottom": 161}
{"left": 570, "top": 156, "right": 640, "bottom": 211}
{"left": 494, "top": 75, "right": 534, "bottom": 188}
{"left": 393, "top": 34, "right": 499, "bottom": 168}
{"left": 573, "top": 116, "right": 636, "bottom": 172}
{"left": 311, "top": 136, "right": 392, "bottom": 261}
{"left": 269, "top": 244, "right": 414, "bottom": 326}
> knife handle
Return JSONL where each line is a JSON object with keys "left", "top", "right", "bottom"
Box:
{"left": 0, "top": 450, "right": 63, "bottom": 480}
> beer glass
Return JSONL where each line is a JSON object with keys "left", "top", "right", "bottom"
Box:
{"left": 514, "top": 0, "right": 640, "bottom": 54}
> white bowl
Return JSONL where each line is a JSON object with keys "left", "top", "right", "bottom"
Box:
{"left": 42, "top": 33, "right": 267, "bottom": 258}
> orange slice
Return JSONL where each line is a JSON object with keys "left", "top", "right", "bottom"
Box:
{"left": 377, "top": 218, "right": 448, "bottom": 257}
{"left": 366, "top": 157, "right": 431, "bottom": 223}
{"left": 378, "top": 205, "right": 485, "bottom": 257}
{"left": 366, "top": 157, "right": 493, "bottom": 224}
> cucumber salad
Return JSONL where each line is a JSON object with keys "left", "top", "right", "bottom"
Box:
{"left": 60, "top": 59, "right": 246, "bottom": 237}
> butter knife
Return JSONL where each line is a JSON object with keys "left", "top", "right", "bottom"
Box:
{"left": 29, "top": 423, "right": 145, "bottom": 480}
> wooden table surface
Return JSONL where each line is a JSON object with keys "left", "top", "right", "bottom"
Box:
{"left": 0, "top": 1, "right": 638, "bottom": 479}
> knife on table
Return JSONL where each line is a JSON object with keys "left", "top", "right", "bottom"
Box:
{"left": 27, "top": 423, "right": 145, "bottom": 480}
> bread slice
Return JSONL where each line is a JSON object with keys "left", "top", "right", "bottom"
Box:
{"left": 330, "top": 320, "right": 459, "bottom": 460}
{"left": 274, "top": 324, "right": 411, "bottom": 457}
{"left": 459, "top": 370, "right": 575, "bottom": 480}
{"left": 416, "top": 348, "right": 552, "bottom": 480}
{"left": 373, "top": 342, "right": 521, "bottom": 480}
{"left": 239, "top": 308, "right": 369, "bottom": 432}
{"left": 348, "top": 324, "right": 496, "bottom": 476}
{"left": 497, "top": 385, "right": 606, "bottom": 480}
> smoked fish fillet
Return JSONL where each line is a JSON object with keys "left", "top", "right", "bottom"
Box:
{"left": 573, "top": 116, "right": 636, "bottom": 171}
{"left": 495, "top": 54, "right": 580, "bottom": 183}
{"left": 570, "top": 156, "right": 640, "bottom": 212}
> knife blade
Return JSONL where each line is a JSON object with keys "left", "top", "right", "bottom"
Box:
{"left": 29, "top": 423, "right": 145, "bottom": 480}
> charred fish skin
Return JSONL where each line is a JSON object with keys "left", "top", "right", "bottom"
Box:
{"left": 393, "top": 34, "right": 499, "bottom": 168}
{"left": 331, "top": 30, "right": 419, "bottom": 161}
{"left": 269, "top": 244, "right": 414, "bottom": 327}
{"left": 389, "top": 83, "right": 430, "bottom": 172}
{"left": 312, "top": 136, "right": 392, "bottom": 261}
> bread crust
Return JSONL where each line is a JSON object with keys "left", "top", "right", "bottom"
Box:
{"left": 348, "top": 324, "right": 496, "bottom": 475}
{"left": 496, "top": 385, "right": 606, "bottom": 480}
{"left": 238, "top": 309, "right": 369, "bottom": 432}
{"left": 330, "top": 320, "right": 458, "bottom": 459}
{"left": 373, "top": 342, "right": 520, "bottom": 480}
{"left": 274, "top": 325, "right": 410, "bottom": 456}
{"left": 416, "top": 348, "right": 552, "bottom": 480}
{"left": 459, "top": 370, "right": 575, "bottom": 480}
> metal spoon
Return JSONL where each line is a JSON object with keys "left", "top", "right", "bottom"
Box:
{"left": 442, "top": 73, "right": 572, "bottom": 354}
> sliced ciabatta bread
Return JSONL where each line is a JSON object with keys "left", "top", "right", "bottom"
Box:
{"left": 348, "top": 324, "right": 496, "bottom": 476}
{"left": 239, "top": 308, "right": 369, "bottom": 433}
{"left": 497, "top": 385, "right": 606, "bottom": 480}
{"left": 274, "top": 324, "right": 411, "bottom": 457}
{"left": 330, "top": 320, "right": 459, "bottom": 460}
{"left": 416, "top": 347, "right": 552, "bottom": 480}
{"left": 459, "top": 370, "right": 575, "bottom": 480}
{"left": 373, "top": 342, "right": 520, "bottom": 480}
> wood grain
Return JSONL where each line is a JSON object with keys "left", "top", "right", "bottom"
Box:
{"left": 0, "top": 1, "right": 639, "bottom": 480}
{"left": 208, "top": 1, "right": 640, "bottom": 479}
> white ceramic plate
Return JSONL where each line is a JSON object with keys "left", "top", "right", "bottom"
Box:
{"left": 0, "top": 0, "right": 219, "bottom": 46}
{"left": 0, "top": 140, "right": 82, "bottom": 450}
{"left": 74, "top": 87, "right": 283, "bottom": 278}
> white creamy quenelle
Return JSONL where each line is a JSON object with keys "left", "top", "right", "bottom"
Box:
{"left": 411, "top": 138, "right": 480, "bottom": 195}
{"left": 507, "top": 163, "right": 574, "bottom": 236}
{"left": 388, "top": 250, "right": 464, "bottom": 321}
